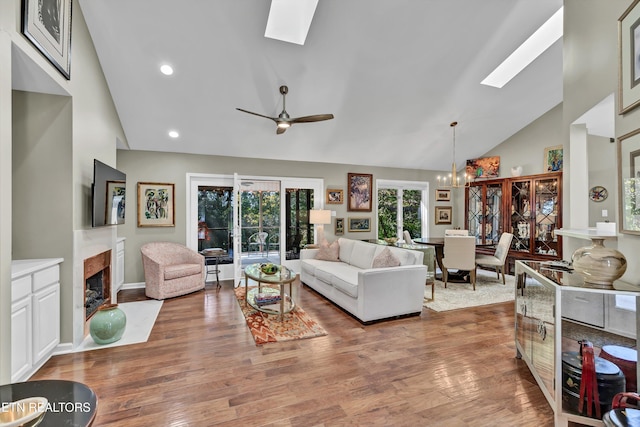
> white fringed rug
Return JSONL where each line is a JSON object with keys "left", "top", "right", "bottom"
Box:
{"left": 75, "top": 300, "right": 163, "bottom": 352}
{"left": 424, "top": 269, "right": 515, "bottom": 312}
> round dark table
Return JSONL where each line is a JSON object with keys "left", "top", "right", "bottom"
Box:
{"left": 0, "top": 380, "right": 97, "bottom": 426}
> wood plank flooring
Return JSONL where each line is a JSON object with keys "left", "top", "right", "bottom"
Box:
{"left": 32, "top": 279, "right": 554, "bottom": 426}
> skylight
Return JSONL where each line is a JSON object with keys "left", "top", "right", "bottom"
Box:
{"left": 481, "top": 6, "right": 563, "bottom": 88}
{"left": 264, "top": 0, "right": 319, "bottom": 45}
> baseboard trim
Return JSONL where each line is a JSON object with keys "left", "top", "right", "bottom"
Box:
{"left": 121, "top": 282, "right": 145, "bottom": 290}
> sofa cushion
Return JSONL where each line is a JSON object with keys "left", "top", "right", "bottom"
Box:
{"left": 319, "top": 263, "right": 360, "bottom": 298}
{"left": 372, "top": 247, "right": 401, "bottom": 268}
{"left": 164, "top": 263, "right": 201, "bottom": 280}
{"left": 338, "top": 238, "right": 355, "bottom": 264}
{"left": 349, "top": 241, "right": 377, "bottom": 269}
{"left": 315, "top": 240, "right": 340, "bottom": 261}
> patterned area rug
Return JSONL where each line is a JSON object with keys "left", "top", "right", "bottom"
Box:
{"left": 234, "top": 286, "right": 327, "bottom": 345}
{"left": 424, "top": 269, "right": 516, "bottom": 312}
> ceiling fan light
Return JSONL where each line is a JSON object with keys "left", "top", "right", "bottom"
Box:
{"left": 277, "top": 122, "right": 291, "bottom": 129}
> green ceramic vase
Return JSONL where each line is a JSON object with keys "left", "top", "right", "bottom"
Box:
{"left": 90, "top": 303, "right": 127, "bottom": 344}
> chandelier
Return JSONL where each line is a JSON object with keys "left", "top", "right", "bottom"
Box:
{"left": 437, "top": 121, "right": 470, "bottom": 189}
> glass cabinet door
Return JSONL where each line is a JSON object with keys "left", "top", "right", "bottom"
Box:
{"left": 510, "top": 180, "right": 532, "bottom": 253}
{"left": 467, "top": 186, "right": 482, "bottom": 243}
{"left": 484, "top": 183, "right": 503, "bottom": 244}
{"left": 534, "top": 177, "right": 560, "bottom": 256}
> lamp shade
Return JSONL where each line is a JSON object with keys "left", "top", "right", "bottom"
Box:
{"left": 309, "top": 209, "right": 331, "bottom": 225}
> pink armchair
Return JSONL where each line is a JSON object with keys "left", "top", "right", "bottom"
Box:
{"left": 141, "top": 242, "right": 205, "bottom": 300}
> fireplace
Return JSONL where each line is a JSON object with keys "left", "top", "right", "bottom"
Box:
{"left": 84, "top": 250, "right": 111, "bottom": 320}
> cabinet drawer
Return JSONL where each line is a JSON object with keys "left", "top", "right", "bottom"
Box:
{"left": 32, "top": 265, "right": 59, "bottom": 292}
{"left": 12, "top": 276, "right": 31, "bottom": 302}
{"left": 561, "top": 290, "right": 604, "bottom": 328}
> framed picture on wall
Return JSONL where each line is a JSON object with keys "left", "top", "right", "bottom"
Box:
{"left": 435, "top": 206, "right": 452, "bottom": 225}
{"left": 619, "top": 0, "right": 640, "bottom": 114}
{"left": 137, "top": 182, "right": 175, "bottom": 227}
{"left": 335, "top": 217, "right": 344, "bottom": 235}
{"left": 348, "top": 217, "right": 370, "bottom": 232}
{"left": 22, "top": 0, "right": 73, "bottom": 79}
{"left": 435, "top": 189, "right": 451, "bottom": 202}
{"left": 327, "top": 189, "right": 344, "bottom": 204}
{"left": 618, "top": 128, "right": 640, "bottom": 234}
{"left": 544, "top": 145, "right": 563, "bottom": 172}
{"left": 347, "top": 173, "right": 373, "bottom": 212}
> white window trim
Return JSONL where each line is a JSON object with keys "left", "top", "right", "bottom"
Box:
{"left": 376, "top": 179, "right": 429, "bottom": 239}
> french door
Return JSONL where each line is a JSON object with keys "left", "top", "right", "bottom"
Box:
{"left": 232, "top": 174, "right": 322, "bottom": 286}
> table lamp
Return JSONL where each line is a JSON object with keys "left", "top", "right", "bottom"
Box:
{"left": 309, "top": 209, "right": 332, "bottom": 243}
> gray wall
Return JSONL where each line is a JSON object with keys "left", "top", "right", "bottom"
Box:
{"left": 482, "top": 103, "right": 563, "bottom": 176}
{"left": 116, "top": 150, "right": 457, "bottom": 283}
{"left": 588, "top": 134, "right": 617, "bottom": 226}
{"left": 563, "top": 0, "right": 640, "bottom": 284}
{"left": 1, "top": 0, "right": 127, "bottom": 369}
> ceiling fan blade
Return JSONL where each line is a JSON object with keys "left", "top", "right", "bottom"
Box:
{"left": 236, "top": 108, "right": 278, "bottom": 122}
{"left": 276, "top": 127, "right": 287, "bottom": 135}
{"left": 291, "top": 114, "right": 334, "bottom": 123}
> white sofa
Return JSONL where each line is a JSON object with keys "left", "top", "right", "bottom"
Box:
{"left": 300, "top": 238, "right": 427, "bottom": 323}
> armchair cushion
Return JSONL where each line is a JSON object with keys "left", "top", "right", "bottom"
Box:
{"left": 164, "top": 263, "right": 203, "bottom": 280}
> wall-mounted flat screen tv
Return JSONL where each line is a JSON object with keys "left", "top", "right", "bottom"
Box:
{"left": 92, "top": 159, "right": 126, "bottom": 227}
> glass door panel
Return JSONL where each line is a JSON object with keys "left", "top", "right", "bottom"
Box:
{"left": 197, "top": 185, "right": 233, "bottom": 256}
{"left": 240, "top": 180, "right": 281, "bottom": 263}
{"left": 467, "top": 186, "right": 482, "bottom": 243}
{"left": 534, "top": 178, "right": 559, "bottom": 256}
{"left": 284, "top": 188, "right": 313, "bottom": 260}
{"left": 510, "top": 180, "right": 531, "bottom": 253}
{"left": 484, "top": 184, "right": 502, "bottom": 244}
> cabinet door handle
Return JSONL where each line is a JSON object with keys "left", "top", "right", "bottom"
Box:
{"left": 536, "top": 320, "right": 547, "bottom": 340}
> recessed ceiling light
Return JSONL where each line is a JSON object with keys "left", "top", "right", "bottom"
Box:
{"left": 160, "top": 64, "right": 174, "bottom": 76}
{"left": 168, "top": 130, "right": 179, "bottom": 138}
{"left": 481, "top": 6, "right": 563, "bottom": 88}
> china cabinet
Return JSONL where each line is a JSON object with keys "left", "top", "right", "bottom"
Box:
{"left": 515, "top": 260, "right": 639, "bottom": 427}
{"left": 465, "top": 172, "right": 562, "bottom": 272}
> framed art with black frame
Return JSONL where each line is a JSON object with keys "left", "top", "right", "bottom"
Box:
{"left": 22, "top": 0, "right": 73, "bottom": 79}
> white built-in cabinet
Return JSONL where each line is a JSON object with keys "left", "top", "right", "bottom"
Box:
{"left": 115, "top": 237, "right": 125, "bottom": 294}
{"left": 11, "top": 258, "right": 63, "bottom": 382}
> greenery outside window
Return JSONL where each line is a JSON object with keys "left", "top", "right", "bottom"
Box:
{"left": 377, "top": 180, "right": 429, "bottom": 241}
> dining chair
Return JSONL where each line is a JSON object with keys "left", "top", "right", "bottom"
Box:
{"left": 444, "top": 229, "right": 469, "bottom": 236}
{"left": 403, "top": 230, "right": 415, "bottom": 245}
{"left": 441, "top": 236, "right": 477, "bottom": 290}
{"left": 475, "top": 232, "right": 514, "bottom": 284}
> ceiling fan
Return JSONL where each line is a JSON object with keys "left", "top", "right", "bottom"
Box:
{"left": 236, "top": 85, "right": 334, "bottom": 134}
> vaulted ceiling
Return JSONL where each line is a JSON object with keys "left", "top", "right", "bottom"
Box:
{"left": 79, "top": 0, "right": 563, "bottom": 172}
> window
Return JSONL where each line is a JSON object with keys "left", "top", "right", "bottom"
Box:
{"left": 377, "top": 180, "right": 429, "bottom": 240}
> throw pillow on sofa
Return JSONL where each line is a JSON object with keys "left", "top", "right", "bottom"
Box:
{"left": 372, "top": 247, "right": 401, "bottom": 268}
{"left": 315, "top": 240, "right": 340, "bottom": 261}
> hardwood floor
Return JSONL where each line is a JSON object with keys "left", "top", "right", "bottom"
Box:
{"left": 32, "top": 279, "right": 554, "bottom": 426}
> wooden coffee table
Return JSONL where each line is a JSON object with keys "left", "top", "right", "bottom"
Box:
{"left": 244, "top": 263, "right": 296, "bottom": 321}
